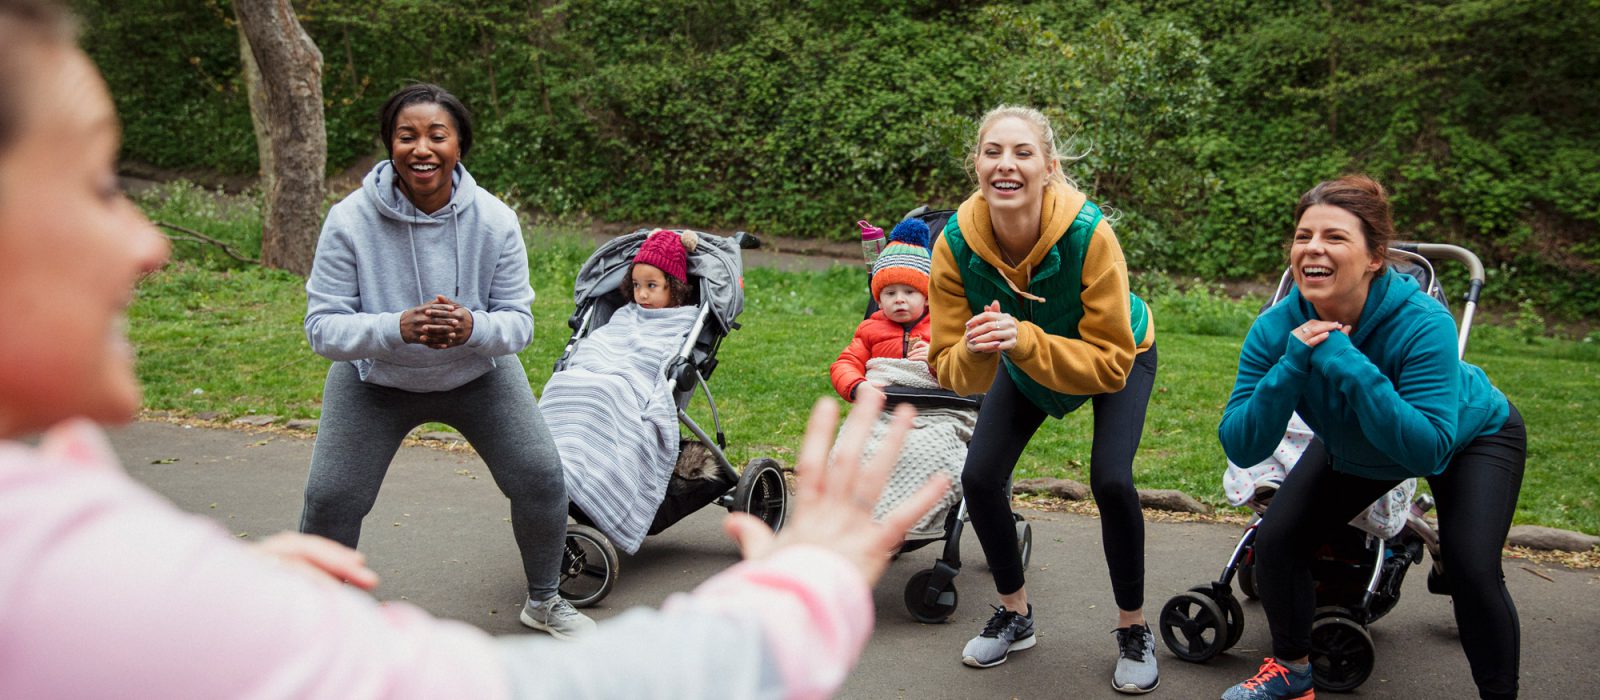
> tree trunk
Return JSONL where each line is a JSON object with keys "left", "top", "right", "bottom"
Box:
{"left": 238, "top": 23, "right": 273, "bottom": 191}
{"left": 234, "top": 0, "right": 325, "bottom": 276}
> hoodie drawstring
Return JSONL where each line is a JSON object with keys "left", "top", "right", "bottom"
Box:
{"left": 405, "top": 201, "right": 463, "bottom": 306}
{"left": 451, "top": 204, "right": 461, "bottom": 300}
{"left": 407, "top": 217, "right": 426, "bottom": 305}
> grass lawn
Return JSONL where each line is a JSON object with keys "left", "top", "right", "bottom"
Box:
{"left": 128, "top": 184, "right": 1599, "bottom": 535}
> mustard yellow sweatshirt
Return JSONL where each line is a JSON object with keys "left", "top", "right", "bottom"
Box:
{"left": 928, "top": 183, "right": 1155, "bottom": 398}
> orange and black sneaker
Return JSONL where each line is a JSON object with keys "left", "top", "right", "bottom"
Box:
{"left": 1221, "top": 657, "right": 1315, "bottom": 700}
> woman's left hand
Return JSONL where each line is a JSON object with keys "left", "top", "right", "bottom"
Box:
{"left": 964, "top": 301, "right": 1019, "bottom": 353}
{"left": 1291, "top": 320, "right": 1345, "bottom": 349}
{"left": 424, "top": 294, "right": 473, "bottom": 348}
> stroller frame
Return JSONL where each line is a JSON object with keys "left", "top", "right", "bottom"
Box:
{"left": 1158, "top": 242, "right": 1487, "bottom": 692}
{"left": 553, "top": 230, "right": 789, "bottom": 609}
{"left": 863, "top": 207, "right": 1033, "bottom": 624}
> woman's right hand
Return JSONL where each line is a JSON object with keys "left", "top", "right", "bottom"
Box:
{"left": 721, "top": 395, "right": 948, "bottom": 587}
{"left": 1291, "top": 320, "right": 1346, "bottom": 348}
{"left": 964, "top": 301, "right": 1019, "bottom": 354}
{"left": 400, "top": 296, "right": 464, "bottom": 349}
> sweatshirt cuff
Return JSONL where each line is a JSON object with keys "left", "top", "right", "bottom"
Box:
{"left": 1309, "top": 329, "right": 1354, "bottom": 370}
{"left": 1008, "top": 321, "right": 1041, "bottom": 363}
{"left": 378, "top": 311, "right": 404, "bottom": 350}
{"left": 666, "top": 545, "right": 872, "bottom": 700}
{"left": 465, "top": 310, "right": 491, "bottom": 348}
{"left": 1282, "top": 332, "right": 1314, "bottom": 373}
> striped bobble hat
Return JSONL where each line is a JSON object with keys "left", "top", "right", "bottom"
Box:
{"left": 871, "top": 217, "right": 932, "bottom": 300}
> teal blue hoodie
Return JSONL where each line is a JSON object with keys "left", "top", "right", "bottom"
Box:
{"left": 1219, "top": 268, "right": 1509, "bottom": 480}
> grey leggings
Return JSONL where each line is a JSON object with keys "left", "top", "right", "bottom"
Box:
{"left": 299, "top": 358, "right": 567, "bottom": 600}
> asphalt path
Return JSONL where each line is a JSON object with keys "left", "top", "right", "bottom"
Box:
{"left": 112, "top": 420, "right": 1596, "bottom": 698}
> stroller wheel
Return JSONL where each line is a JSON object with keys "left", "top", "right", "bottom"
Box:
{"left": 1158, "top": 592, "right": 1229, "bottom": 662}
{"left": 904, "top": 568, "right": 959, "bottom": 624}
{"left": 1237, "top": 559, "right": 1259, "bottom": 600}
{"left": 1310, "top": 612, "right": 1376, "bottom": 692}
{"left": 1190, "top": 584, "right": 1246, "bottom": 651}
{"left": 1015, "top": 516, "right": 1033, "bottom": 571}
{"left": 734, "top": 458, "right": 789, "bottom": 532}
{"left": 559, "top": 524, "right": 618, "bottom": 608}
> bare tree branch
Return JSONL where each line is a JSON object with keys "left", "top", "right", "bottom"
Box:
{"left": 153, "top": 220, "right": 261, "bottom": 265}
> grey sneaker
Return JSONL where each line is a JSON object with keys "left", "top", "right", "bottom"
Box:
{"left": 520, "top": 596, "right": 596, "bottom": 640}
{"left": 1112, "top": 623, "right": 1160, "bottom": 694}
{"left": 961, "top": 605, "right": 1036, "bottom": 668}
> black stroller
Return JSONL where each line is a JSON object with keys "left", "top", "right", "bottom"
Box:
{"left": 866, "top": 207, "right": 1034, "bottom": 624}
{"left": 1157, "top": 242, "right": 1488, "bottom": 692}
{"left": 551, "top": 228, "right": 789, "bottom": 608}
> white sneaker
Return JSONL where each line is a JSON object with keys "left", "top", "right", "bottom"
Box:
{"left": 520, "top": 596, "right": 596, "bottom": 640}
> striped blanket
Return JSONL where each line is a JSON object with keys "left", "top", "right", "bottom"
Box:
{"left": 539, "top": 303, "right": 697, "bottom": 553}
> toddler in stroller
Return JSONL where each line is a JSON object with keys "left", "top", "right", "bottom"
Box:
{"left": 831, "top": 217, "right": 968, "bottom": 539}
{"left": 539, "top": 228, "right": 789, "bottom": 608}
{"left": 1159, "top": 243, "right": 1484, "bottom": 692}
{"left": 838, "top": 211, "right": 1032, "bottom": 624}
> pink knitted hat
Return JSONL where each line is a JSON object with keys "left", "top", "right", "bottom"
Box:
{"left": 633, "top": 229, "right": 698, "bottom": 283}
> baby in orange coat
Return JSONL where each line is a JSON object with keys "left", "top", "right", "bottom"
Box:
{"left": 830, "top": 218, "right": 934, "bottom": 403}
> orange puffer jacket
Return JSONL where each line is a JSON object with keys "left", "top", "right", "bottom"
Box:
{"left": 829, "top": 310, "right": 932, "bottom": 401}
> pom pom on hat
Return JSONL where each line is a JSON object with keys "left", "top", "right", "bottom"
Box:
{"left": 634, "top": 229, "right": 695, "bottom": 283}
{"left": 871, "top": 217, "right": 933, "bottom": 300}
{"left": 887, "top": 217, "right": 930, "bottom": 249}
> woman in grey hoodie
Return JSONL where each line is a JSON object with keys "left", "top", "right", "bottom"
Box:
{"left": 300, "top": 83, "right": 594, "bottom": 639}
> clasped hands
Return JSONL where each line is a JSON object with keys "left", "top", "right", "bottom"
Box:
{"left": 401, "top": 294, "right": 473, "bottom": 349}
{"left": 965, "top": 300, "right": 1018, "bottom": 354}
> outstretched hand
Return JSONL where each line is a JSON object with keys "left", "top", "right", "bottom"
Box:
{"left": 722, "top": 393, "right": 950, "bottom": 586}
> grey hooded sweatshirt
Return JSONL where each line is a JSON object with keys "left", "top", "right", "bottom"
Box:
{"left": 304, "top": 161, "right": 534, "bottom": 392}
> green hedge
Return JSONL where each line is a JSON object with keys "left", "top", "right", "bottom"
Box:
{"left": 79, "top": 0, "right": 1600, "bottom": 319}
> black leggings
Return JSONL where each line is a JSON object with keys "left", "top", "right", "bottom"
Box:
{"left": 962, "top": 344, "right": 1157, "bottom": 611}
{"left": 1255, "top": 405, "right": 1525, "bottom": 700}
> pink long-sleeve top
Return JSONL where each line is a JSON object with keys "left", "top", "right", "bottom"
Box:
{"left": 0, "top": 420, "right": 872, "bottom": 699}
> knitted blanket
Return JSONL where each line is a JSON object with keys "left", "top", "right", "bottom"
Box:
{"left": 1222, "top": 413, "right": 1415, "bottom": 539}
{"left": 540, "top": 304, "right": 697, "bottom": 553}
{"left": 851, "top": 359, "right": 973, "bottom": 539}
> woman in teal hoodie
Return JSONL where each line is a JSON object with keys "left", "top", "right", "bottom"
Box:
{"left": 1217, "top": 176, "right": 1525, "bottom": 700}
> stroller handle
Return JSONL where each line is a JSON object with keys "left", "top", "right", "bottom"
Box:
{"left": 1391, "top": 241, "right": 1486, "bottom": 358}
{"left": 733, "top": 231, "right": 762, "bottom": 250}
{"left": 1392, "top": 242, "right": 1485, "bottom": 305}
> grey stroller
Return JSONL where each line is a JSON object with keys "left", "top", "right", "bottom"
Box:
{"left": 551, "top": 229, "right": 788, "bottom": 608}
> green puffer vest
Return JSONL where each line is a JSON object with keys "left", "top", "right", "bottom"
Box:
{"left": 942, "top": 200, "right": 1150, "bottom": 418}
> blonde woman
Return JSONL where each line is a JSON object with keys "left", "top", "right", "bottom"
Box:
{"left": 927, "top": 106, "right": 1159, "bottom": 693}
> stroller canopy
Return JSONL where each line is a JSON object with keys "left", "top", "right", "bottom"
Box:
{"left": 571, "top": 228, "right": 746, "bottom": 333}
